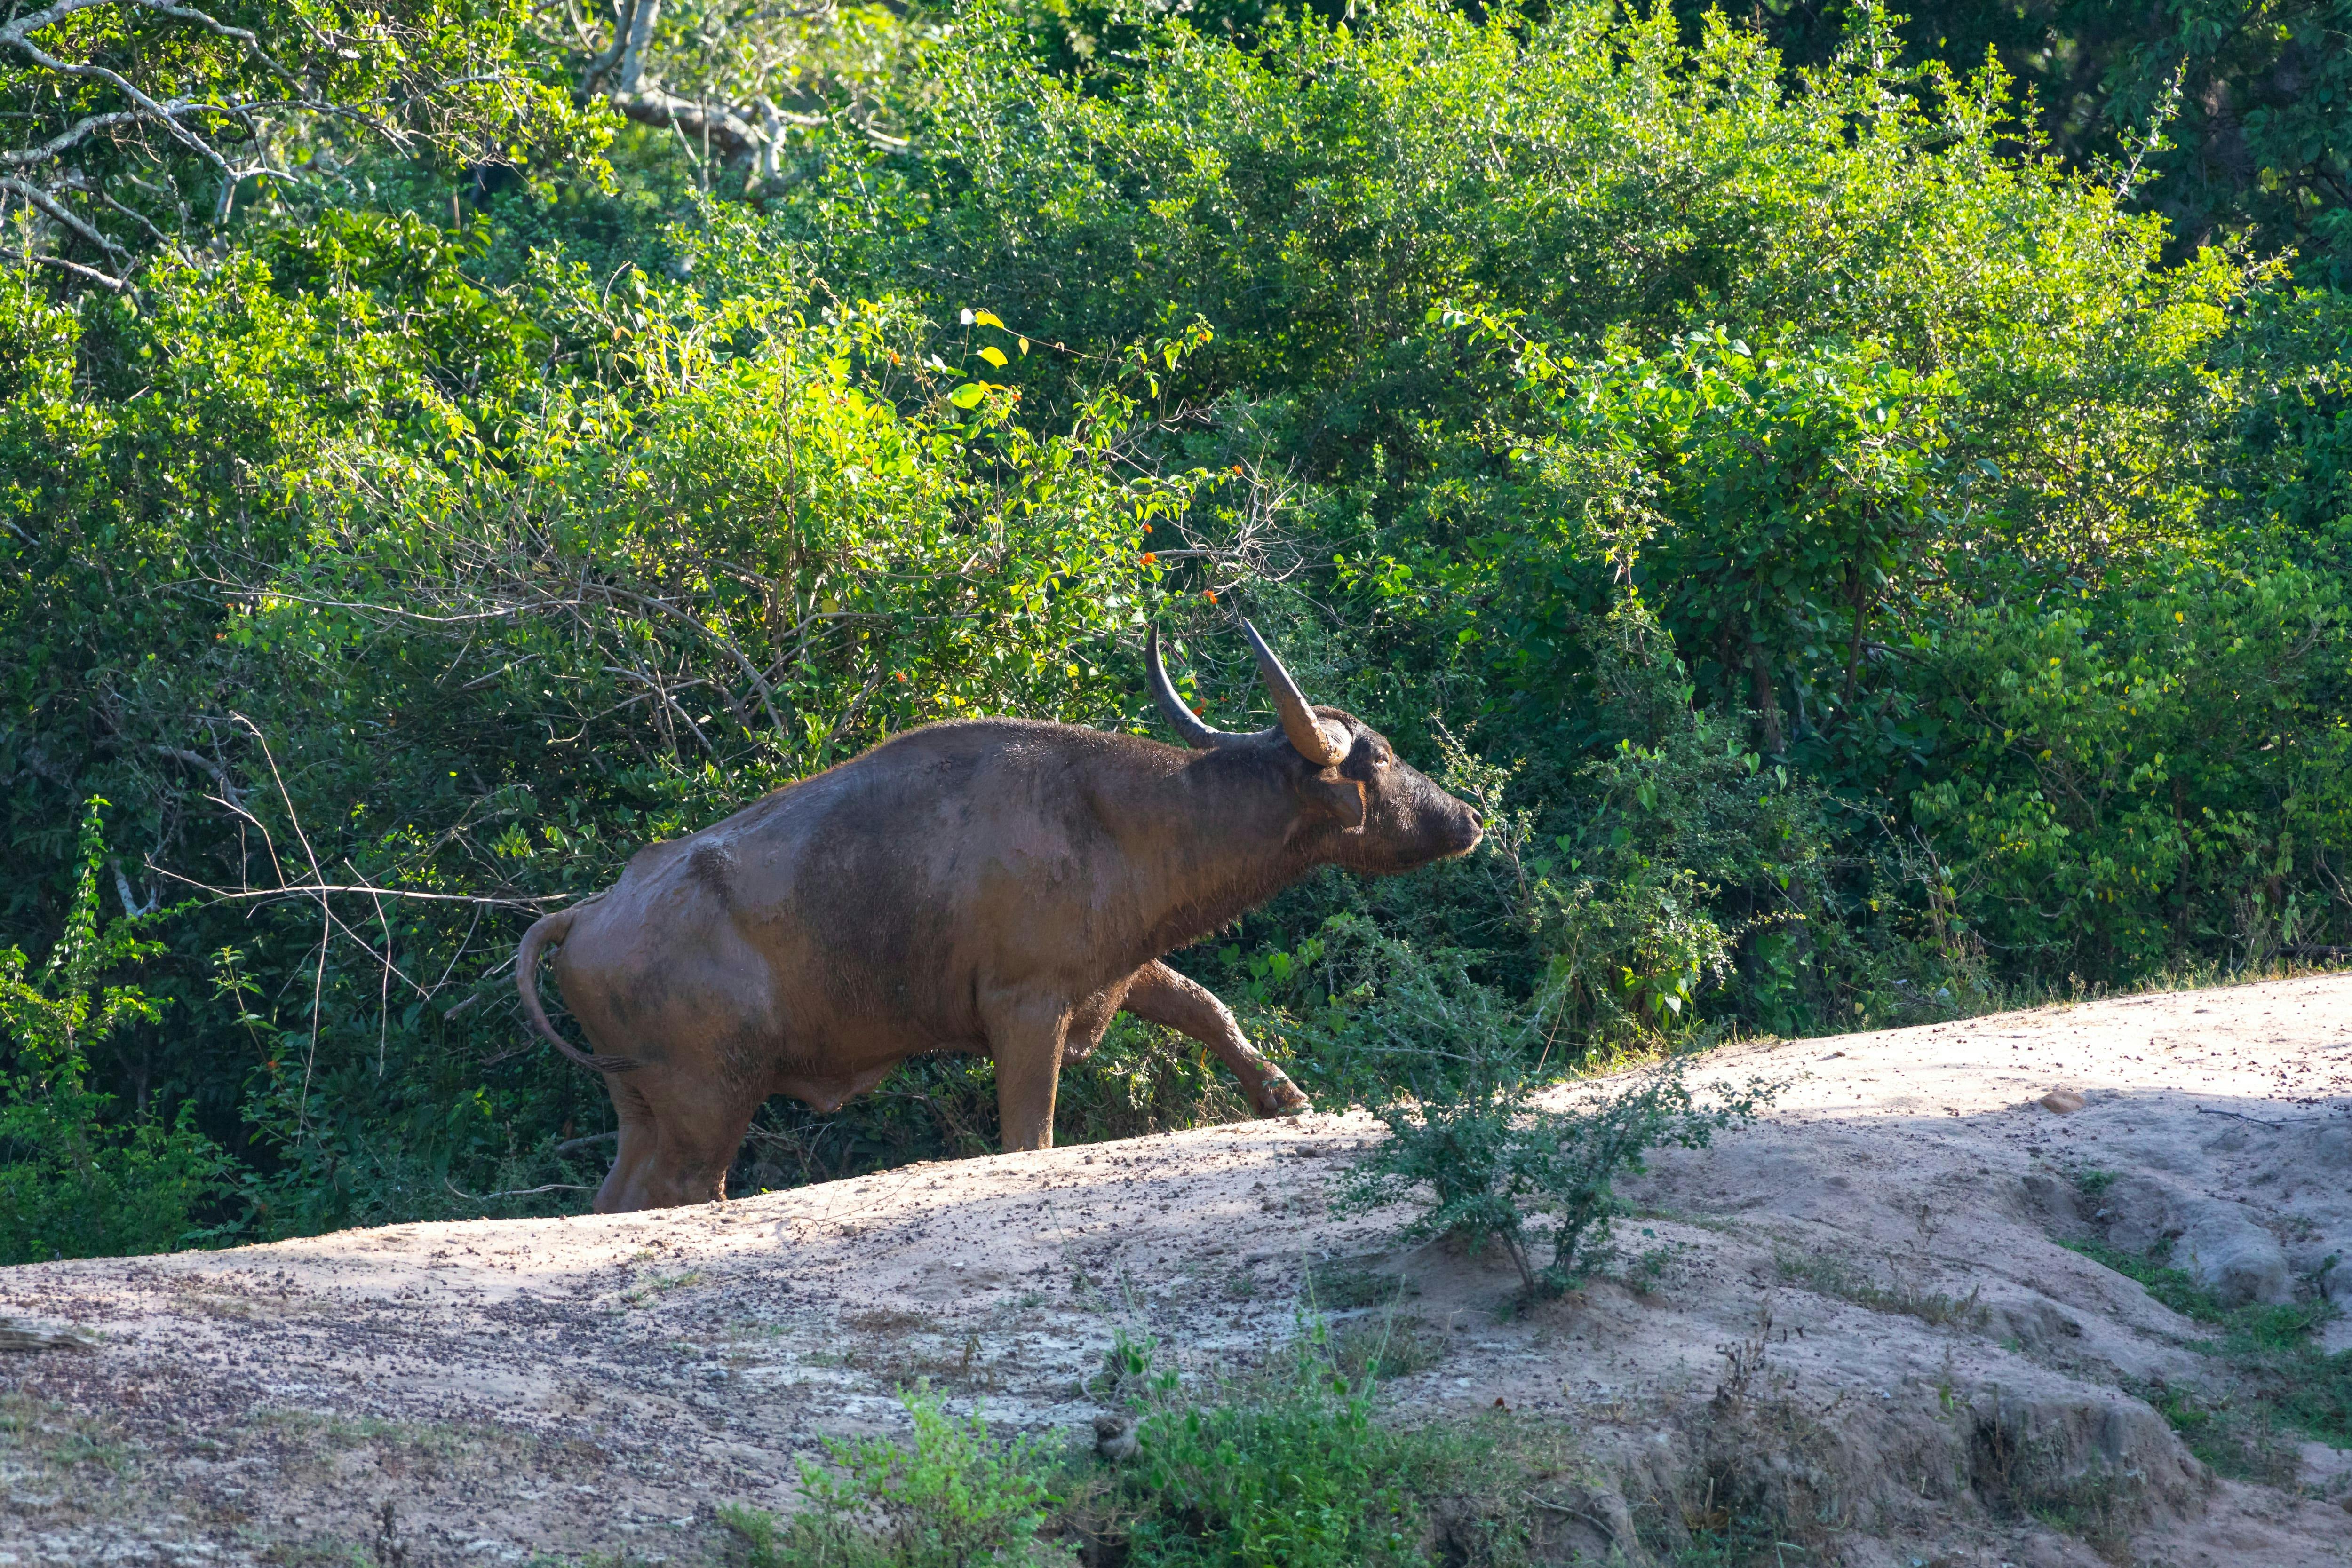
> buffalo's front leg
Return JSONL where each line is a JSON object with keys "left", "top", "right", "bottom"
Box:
{"left": 1122, "top": 960, "right": 1311, "bottom": 1117}
{"left": 985, "top": 990, "right": 1070, "bottom": 1152}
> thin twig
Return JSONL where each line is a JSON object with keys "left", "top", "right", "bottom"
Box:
{"left": 445, "top": 1179, "right": 596, "bottom": 1202}
{"left": 2193, "top": 1105, "right": 2299, "bottom": 1130}
{"left": 230, "top": 713, "right": 331, "bottom": 1142}
{"left": 149, "top": 869, "right": 564, "bottom": 908}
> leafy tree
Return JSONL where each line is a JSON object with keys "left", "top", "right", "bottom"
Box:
{"left": 0, "top": 0, "right": 598, "bottom": 290}
{"left": 1695, "top": 0, "right": 2352, "bottom": 285}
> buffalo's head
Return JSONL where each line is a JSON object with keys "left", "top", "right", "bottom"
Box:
{"left": 1147, "top": 622, "right": 1484, "bottom": 875}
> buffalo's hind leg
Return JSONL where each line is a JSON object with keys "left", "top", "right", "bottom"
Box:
{"left": 644, "top": 1076, "right": 769, "bottom": 1209}
{"left": 595, "top": 1067, "right": 765, "bottom": 1212}
{"left": 1121, "top": 960, "right": 1311, "bottom": 1117}
{"left": 594, "top": 1072, "right": 661, "bottom": 1213}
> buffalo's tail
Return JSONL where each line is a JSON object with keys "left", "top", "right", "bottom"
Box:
{"left": 516, "top": 904, "right": 638, "bottom": 1074}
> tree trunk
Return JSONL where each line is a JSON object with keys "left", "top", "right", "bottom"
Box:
{"left": 1749, "top": 641, "right": 1784, "bottom": 756}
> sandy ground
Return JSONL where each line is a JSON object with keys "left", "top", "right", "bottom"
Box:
{"left": 5, "top": 972, "right": 2352, "bottom": 1566}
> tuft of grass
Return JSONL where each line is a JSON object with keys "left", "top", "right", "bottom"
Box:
{"left": 1094, "top": 1330, "right": 1552, "bottom": 1568}
{"left": 1326, "top": 1314, "right": 1448, "bottom": 1382}
{"left": 621, "top": 1270, "right": 704, "bottom": 1307}
{"left": 0, "top": 1392, "right": 132, "bottom": 1475}
{"left": 258, "top": 1542, "right": 374, "bottom": 1567}
{"left": 2064, "top": 1239, "right": 2329, "bottom": 1348}
{"left": 1303, "top": 1255, "right": 1412, "bottom": 1311}
{"left": 1773, "top": 1247, "right": 1988, "bottom": 1330}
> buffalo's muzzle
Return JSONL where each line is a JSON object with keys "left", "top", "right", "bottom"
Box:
{"left": 1442, "top": 807, "right": 1484, "bottom": 858}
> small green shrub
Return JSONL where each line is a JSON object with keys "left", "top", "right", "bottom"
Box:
{"left": 726, "top": 1388, "right": 1065, "bottom": 1568}
{"left": 1341, "top": 1054, "right": 1780, "bottom": 1299}
{"left": 1101, "top": 1331, "right": 1539, "bottom": 1568}
{"left": 0, "top": 800, "right": 230, "bottom": 1264}
{"left": 1325, "top": 1314, "right": 1448, "bottom": 1382}
{"left": 726, "top": 1335, "right": 1551, "bottom": 1568}
{"left": 2073, "top": 1169, "right": 2120, "bottom": 1198}
{"left": 1120, "top": 1340, "right": 1416, "bottom": 1568}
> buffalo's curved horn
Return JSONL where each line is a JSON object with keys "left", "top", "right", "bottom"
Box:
{"left": 1241, "top": 620, "right": 1348, "bottom": 765}
{"left": 1147, "top": 626, "right": 1225, "bottom": 750}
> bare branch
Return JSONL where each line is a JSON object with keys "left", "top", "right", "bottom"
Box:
{"left": 151, "top": 865, "right": 568, "bottom": 909}
{"left": 577, "top": 0, "right": 636, "bottom": 95}
{"left": 614, "top": 0, "right": 659, "bottom": 94}
{"left": 609, "top": 86, "right": 762, "bottom": 160}
{"left": 0, "top": 244, "right": 128, "bottom": 289}
{"left": 153, "top": 743, "right": 246, "bottom": 807}
{"left": 0, "top": 174, "right": 125, "bottom": 256}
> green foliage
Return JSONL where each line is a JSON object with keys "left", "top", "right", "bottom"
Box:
{"left": 730, "top": 1389, "right": 1065, "bottom": 1568}
{"left": 2, "top": 0, "right": 2350, "bottom": 1252}
{"left": 2068, "top": 1238, "right": 2352, "bottom": 1471}
{"left": 0, "top": 0, "right": 601, "bottom": 288}
{"left": 1706, "top": 0, "right": 2352, "bottom": 287}
{"left": 1914, "top": 567, "right": 2352, "bottom": 976}
{"left": 1116, "top": 1341, "right": 1421, "bottom": 1568}
{"left": 0, "top": 801, "right": 229, "bottom": 1263}
{"left": 727, "top": 1338, "right": 1547, "bottom": 1568}
{"left": 1340, "top": 1053, "right": 1780, "bottom": 1299}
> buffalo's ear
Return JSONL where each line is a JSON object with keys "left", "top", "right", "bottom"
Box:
{"left": 1304, "top": 768, "right": 1366, "bottom": 833}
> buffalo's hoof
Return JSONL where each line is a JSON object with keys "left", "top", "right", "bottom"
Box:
{"left": 1255, "top": 1078, "right": 1313, "bottom": 1118}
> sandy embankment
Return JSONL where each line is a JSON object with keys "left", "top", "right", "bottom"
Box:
{"left": 5, "top": 974, "right": 2352, "bottom": 1565}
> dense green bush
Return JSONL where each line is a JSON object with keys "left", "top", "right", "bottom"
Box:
{"left": 0, "top": 0, "right": 2347, "bottom": 1248}
{"left": 0, "top": 803, "right": 229, "bottom": 1263}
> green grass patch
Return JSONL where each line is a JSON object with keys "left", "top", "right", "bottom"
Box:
{"left": 2064, "top": 1239, "right": 2352, "bottom": 1472}
{"left": 723, "top": 1328, "right": 1565, "bottom": 1567}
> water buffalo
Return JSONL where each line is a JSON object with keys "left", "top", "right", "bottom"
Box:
{"left": 516, "top": 622, "right": 1482, "bottom": 1211}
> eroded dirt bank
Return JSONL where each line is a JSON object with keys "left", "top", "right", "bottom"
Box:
{"left": 6, "top": 974, "right": 2352, "bottom": 1566}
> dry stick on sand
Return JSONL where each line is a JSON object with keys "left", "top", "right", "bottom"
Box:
{"left": 444, "top": 1179, "right": 598, "bottom": 1203}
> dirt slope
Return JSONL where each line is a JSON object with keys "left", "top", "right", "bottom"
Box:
{"left": 6, "top": 973, "right": 2352, "bottom": 1566}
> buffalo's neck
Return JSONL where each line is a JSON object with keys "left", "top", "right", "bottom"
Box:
{"left": 1101, "top": 748, "right": 1322, "bottom": 967}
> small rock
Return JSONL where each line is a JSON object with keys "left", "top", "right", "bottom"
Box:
{"left": 2039, "top": 1089, "right": 2086, "bottom": 1115}
{"left": 1093, "top": 1414, "right": 1138, "bottom": 1462}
